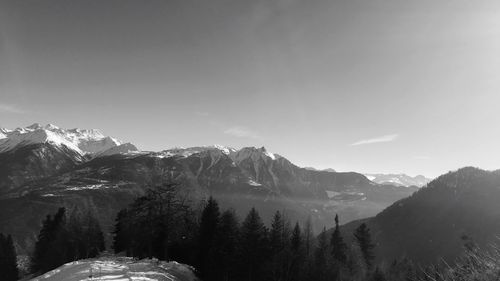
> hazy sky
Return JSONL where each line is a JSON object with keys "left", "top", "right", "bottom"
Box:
{"left": 1, "top": 0, "right": 500, "bottom": 177}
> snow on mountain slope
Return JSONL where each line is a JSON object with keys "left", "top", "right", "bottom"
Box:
{"left": 30, "top": 256, "right": 198, "bottom": 281}
{"left": 161, "top": 145, "right": 237, "bottom": 158}
{"left": 229, "top": 146, "right": 280, "bottom": 164}
{"left": 0, "top": 128, "right": 82, "bottom": 153}
{"left": 146, "top": 145, "right": 238, "bottom": 159}
{"left": 364, "top": 173, "right": 431, "bottom": 187}
{"left": 98, "top": 143, "right": 139, "bottom": 157}
{"left": 0, "top": 123, "right": 137, "bottom": 156}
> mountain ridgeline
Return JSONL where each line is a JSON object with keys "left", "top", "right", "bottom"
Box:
{"left": 0, "top": 124, "right": 417, "bottom": 254}
{"left": 364, "top": 173, "right": 431, "bottom": 187}
{"left": 1, "top": 124, "right": 500, "bottom": 280}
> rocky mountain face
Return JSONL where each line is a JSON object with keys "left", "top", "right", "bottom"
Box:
{"left": 0, "top": 123, "right": 135, "bottom": 155}
{"left": 0, "top": 124, "right": 137, "bottom": 193}
{"left": 364, "top": 173, "right": 431, "bottom": 187}
{"left": 343, "top": 167, "right": 500, "bottom": 265}
{"left": 0, "top": 143, "right": 85, "bottom": 193}
{"left": 0, "top": 125, "right": 417, "bottom": 254}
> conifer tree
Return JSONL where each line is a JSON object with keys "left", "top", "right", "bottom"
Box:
{"left": 269, "top": 210, "right": 284, "bottom": 281}
{"left": 269, "top": 210, "right": 292, "bottom": 281}
{"left": 291, "top": 222, "right": 302, "bottom": 253}
{"left": 80, "top": 210, "right": 106, "bottom": 258}
{"left": 288, "top": 222, "right": 303, "bottom": 281}
{"left": 314, "top": 227, "right": 330, "bottom": 281}
{"left": 331, "top": 214, "right": 347, "bottom": 264}
{"left": 112, "top": 209, "right": 129, "bottom": 254}
{"left": 354, "top": 223, "right": 375, "bottom": 270}
{"left": 0, "top": 233, "right": 18, "bottom": 281}
{"left": 113, "top": 183, "right": 193, "bottom": 260}
{"left": 213, "top": 209, "right": 240, "bottom": 281}
{"left": 239, "top": 207, "right": 269, "bottom": 281}
{"left": 197, "top": 196, "right": 220, "bottom": 281}
{"left": 31, "top": 207, "right": 66, "bottom": 273}
{"left": 270, "top": 211, "right": 285, "bottom": 255}
{"left": 301, "top": 217, "right": 315, "bottom": 281}
{"left": 303, "top": 216, "right": 314, "bottom": 258}
{"left": 31, "top": 207, "right": 105, "bottom": 275}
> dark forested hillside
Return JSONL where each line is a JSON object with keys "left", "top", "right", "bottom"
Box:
{"left": 342, "top": 167, "right": 500, "bottom": 265}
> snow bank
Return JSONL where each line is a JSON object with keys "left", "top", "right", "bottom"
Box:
{"left": 30, "top": 256, "right": 198, "bottom": 281}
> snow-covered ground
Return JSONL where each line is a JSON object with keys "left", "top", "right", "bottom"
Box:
{"left": 30, "top": 257, "right": 198, "bottom": 281}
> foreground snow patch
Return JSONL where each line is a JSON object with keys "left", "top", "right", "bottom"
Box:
{"left": 31, "top": 257, "right": 198, "bottom": 281}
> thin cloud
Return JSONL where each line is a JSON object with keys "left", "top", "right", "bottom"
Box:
{"left": 224, "top": 126, "right": 262, "bottom": 139}
{"left": 195, "top": 111, "right": 210, "bottom": 117}
{"left": 413, "top": 155, "right": 431, "bottom": 160}
{"left": 0, "top": 104, "right": 24, "bottom": 114}
{"left": 351, "top": 134, "right": 399, "bottom": 146}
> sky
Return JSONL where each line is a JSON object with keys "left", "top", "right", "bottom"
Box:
{"left": 1, "top": 0, "right": 500, "bottom": 178}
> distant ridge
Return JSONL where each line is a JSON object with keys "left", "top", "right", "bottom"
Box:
{"left": 364, "top": 173, "right": 431, "bottom": 187}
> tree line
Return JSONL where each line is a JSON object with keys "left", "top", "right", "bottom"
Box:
{"left": 3, "top": 182, "right": 488, "bottom": 280}
{"left": 0, "top": 206, "right": 105, "bottom": 279}
{"left": 112, "top": 183, "right": 396, "bottom": 281}
{"left": 0, "top": 233, "right": 18, "bottom": 281}
{"left": 30, "top": 207, "right": 105, "bottom": 274}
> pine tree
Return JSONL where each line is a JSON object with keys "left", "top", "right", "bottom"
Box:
{"left": 331, "top": 214, "right": 347, "bottom": 264}
{"left": 288, "top": 222, "right": 303, "bottom": 281}
{"left": 213, "top": 209, "right": 240, "bottom": 281}
{"left": 270, "top": 211, "right": 285, "bottom": 255}
{"left": 112, "top": 209, "right": 129, "bottom": 254}
{"left": 239, "top": 207, "right": 269, "bottom": 281}
{"left": 31, "top": 207, "right": 105, "bottom": 275}
{"left": 303, "top": 216, "right": 314, "bottom": 258}
{"left": 291, "top": 222, "right": 302, "bottom": 253}
{"left": 80, "top": 210, "right": 106, "bottom": 258}
{"left": 301, "top": 217, "right": 315, "bottom": 281}
{"left": 314, "top": 227, "right": 330, "bottom": 281}
{"left": 269, "top": 210, "right": 284, "bottom": 281}
{"left": 31, "top": 207, "right": 67, "bottom": 273}
{"left": 269, "top": 210, "right": 292, "bottom": 281}
{"left": 112, "top": 183, "right": 194, "bottom": 260}
{"left": 0, "top": 233, "right": 18, "bottom": 281}
{"left": 354, "top": 223, "right": 375, "bottom": 270}
{"left": 197, "top": 196, "right": 220, "bottom": 281}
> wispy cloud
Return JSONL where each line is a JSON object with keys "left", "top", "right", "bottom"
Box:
{"left": 351, "top": 134, "right": 399, "bottom": 146}
{"left": 224, "top": 126, "right": 262, "bottom": 139}
{"left": 0, "top": 104, "right": 24, "bottom": 114}
{"left": 194, "top": 111, "right": 210, "bottom": 117}
{"left": 413, "top": 155, "right": 431, "bottom": 160}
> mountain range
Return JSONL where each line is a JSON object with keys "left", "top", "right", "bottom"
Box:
{"left": 364, "top": 173, "right": 432, "bottom": 187}
{"left": 0, "top": 124, "right": 418, "bottom": 254}
{"left": 2, "top": 123, "right": 498, "bottom": 268}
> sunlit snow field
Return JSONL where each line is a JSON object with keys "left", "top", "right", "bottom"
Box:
{"left": 30, "top": 257, "right": 198, "bottom": 281}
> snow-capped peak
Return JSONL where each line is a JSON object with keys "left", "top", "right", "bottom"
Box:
{"left": 364, "top": 173, "right": 432, "bottom": 187}
{"left": 229, "top": 146, "right": 280, "bottom": 163}
{"left": 150, "top": 145, "right": 280, "bottom": 162}
{"left": 0, "top": 123, "right": 137, "bottom": 156}
{"left": 264, "top": 150, "right": 276, "bottom": 160}
{"left": 26, "top": 123, "right": 43, "bottom": 130}
{"left": 159, "top": 145, "right": 237, "bottom": 158}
